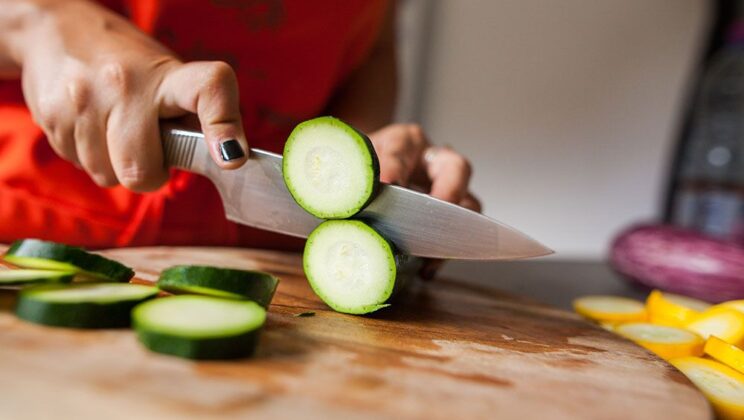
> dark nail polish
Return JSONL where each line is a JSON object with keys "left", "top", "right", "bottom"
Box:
{"left": 220, "top": 139, "right": 245, "bottom": 161}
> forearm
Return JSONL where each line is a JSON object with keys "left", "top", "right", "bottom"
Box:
{"left": 0, "top": 0, "right": 52, "bottom": 77}
{"left": 327, "top": 2, "right": 397, "bottom": 134}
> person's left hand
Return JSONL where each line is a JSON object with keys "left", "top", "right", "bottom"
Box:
{"left": 368, "top": 123, "right": 482, "bottom": 279}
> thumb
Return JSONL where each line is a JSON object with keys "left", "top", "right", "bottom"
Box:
{"left": 158, "top": 61, "right": 248, "bottom": 168}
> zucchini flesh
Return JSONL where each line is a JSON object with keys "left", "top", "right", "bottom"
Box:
{"left": 157, "top": 265, "right": 278, "bottom": 308}
{"left": 283, "top": 116, "right": 380, "bottom": 219}
{"left": 132, "top": 295, "right": 266, "bottom": 360}
{"left": 303, "top": 219, "right": 409, "bottom": 315}
{"left": 0, "top": 269, "right": 74, "bottom": 285}
{"left": 5, "top": 239, "right": 134, "bottom": 282}
{"left": 16, "top": 283, "right": 158, "bottom": 328}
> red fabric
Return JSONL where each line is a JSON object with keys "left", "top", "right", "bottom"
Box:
{"left": 0, "top": 0, "right": 388, "bottom": 250}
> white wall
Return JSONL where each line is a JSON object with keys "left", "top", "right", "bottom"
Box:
{"left": 405, "top": 0, "right": 709, "bottom": 259}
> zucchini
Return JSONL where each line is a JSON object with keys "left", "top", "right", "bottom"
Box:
{"left": 4, "top": 239, "right": 134, "bottom": 282}
{"left": 132, "top": 295, "right": 266, "bottom": 360}
{"left": 283, "top": 116, "right": 380, "bottom": 219}
{"left": 303, "top": 219, "right": 412, "bottom": 315}
{"left": 0, "top": 269, "right": 74, "bottom": 285}
{"left": 16, "top": 283, "right": 158, "bottom": 328}
{"left": 157, "top": 265, "right": 279, "bottom": 308}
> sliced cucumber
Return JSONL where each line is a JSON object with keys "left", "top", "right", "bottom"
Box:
{"left": 157, "top": 265, "right": 279, "bottom": 308}
{"left": 132, "top": 295, "right": 266, "bottom": 360}
{"left": 5, "top": 239, "right": 134, "bottom": 282}
{"left": 16, "top": 283, "right": 158, "bottom": 328}
{"left": 303, "top": 219, "right": 410, "bottom": 315}
{"left": 283, "top": 116, "right": 380, "bottom": 219}
{"left": 0, "top": 269, "right": 75, "bottom": 285}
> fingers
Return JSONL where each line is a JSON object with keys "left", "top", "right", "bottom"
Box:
{"left": 75, "top": 111, "right": 118, "bottom": 187}
{"left": 369, "top": 124, "right": 428, "bottom": 186}
{"left": 106, "top": 104, "right": 168, "bottom": 192}
{"left": 460, "top": 191, "right": 482, "bottom": 213}
{"left": 158, "top": 61, "right": 248, "bottom": 168}
{"left": 424, "top": 146, "right": 473, "bottom": 204}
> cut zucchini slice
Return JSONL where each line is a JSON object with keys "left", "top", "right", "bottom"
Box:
{"left": 283, "top": 116, "right": 380, "bottom": 219}
{"left": 157, "top": 265, "right": 278, "bottom": 308}
{"left": 16, "top": 283, "right": 158, "bottom": 328}
{"left": 670, "top": 357, "right": 744, "bottom": 419}
{"left": 303, "top": 219, "right": 406, "bottom": 315}
{"left": 704, "top": 335, "right": 744, "bottom": 376}
{"left": 572, "top": 295, "right": 647, "bottom": 323}
{"left": 615, "top": 322, "right": 704, "bottom": 361}
{"left": 685, "top": 308, "right": 744, "bottom": 346}
{"left": 132, "top": 295, "right": 266, "bottom": 360}
{"left": 0, "top": 269, "right": 74, "bottom": 285}
{"left": 4, "top": 239, "right": 134, "bottom": 282}
{"left": 646, "top": 289, "right": 710, "bottom": 327}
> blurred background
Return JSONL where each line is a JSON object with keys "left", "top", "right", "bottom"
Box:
{"left": 394, "top": 0, "right": 709, "bottom": 259}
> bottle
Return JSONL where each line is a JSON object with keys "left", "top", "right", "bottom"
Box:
{"left": 671, "top": 20, "right": 744, "bottom": 244}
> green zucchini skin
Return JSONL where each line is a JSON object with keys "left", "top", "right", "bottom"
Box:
{"left": 15, "top": 283, "right": 158, "bottom": 329}
{"left": 135, "top": 328, "right": 261, "bottom": 360}
{"left": 0, "top": 269, "right": 75, "bottom": 285}
{"left": 5, "top": 239, "right": 134, "bottom": 282}
{"left": 282, "top": 116, "right": 380, "bottom": 219}
{"left": 157, "top": 265, "right": 279, "bottom": 308}
{"left": 132, "top": 296, "right": 266, "bottom": 360}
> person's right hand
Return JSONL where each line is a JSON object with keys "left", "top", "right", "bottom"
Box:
{"left": 14, "top": 0, "right": 249, "bottom": 191}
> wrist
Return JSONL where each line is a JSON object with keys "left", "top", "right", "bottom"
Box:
{"left": 1, "top": 0, "right": 88, "bottom": 67}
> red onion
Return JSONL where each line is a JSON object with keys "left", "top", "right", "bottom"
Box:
{"left": 610, "top": 224, "right": 744, "bottom": 303}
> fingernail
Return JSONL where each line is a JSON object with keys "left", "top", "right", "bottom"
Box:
{"left": 220, "top": 139, "right": 245, "bottom": 161}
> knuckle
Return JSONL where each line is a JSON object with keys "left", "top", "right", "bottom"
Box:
{"left": 116, "top": 163, "right": 149, "bottom": 190}
{"left": 406, "top": 124, "right": 426, "bottom": 143}
{"left": 203, "top": 61, "right": 237, "bottom": 90}
{"left": 35, "top": 98, "right": 58, "bottom": 132}
{"left": 101, "top": 60, "right": 131, "bottom": 93}
{"left": 90, "top": 172, "right": 118, "bottom": 188}
{"left": 66, "top": 77, "right": 91, "bottom": 114}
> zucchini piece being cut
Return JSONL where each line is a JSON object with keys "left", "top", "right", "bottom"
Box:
{"left": 133, "top": 295, "right": 266, "bottom": 360}
{"left": 16, "top": 283, "right": 158, "bottom": 328}
{"left": 303, "top": 219, "right": 412, "bottom": 315}
{"left": 4, "top": 239, "right": 134, "bottom": 282}
{"left": 0, "top": 269, "right": 74, "bottom": 286}
{"left": 157, "top": 265, "right": 279, "bottom": 308}
{"left": 283, "top": 116, "right": 380, "bottom": 219}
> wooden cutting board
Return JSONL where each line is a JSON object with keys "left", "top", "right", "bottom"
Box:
{"left": 0, "top": 246, "right": 711, "bottom": 420}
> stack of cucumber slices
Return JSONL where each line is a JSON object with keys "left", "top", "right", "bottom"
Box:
{"left": 1, "top": 239, "right": 278, "bottom": 360}
{"left": 283, "top": 116, "right": 412, "bottom": 315}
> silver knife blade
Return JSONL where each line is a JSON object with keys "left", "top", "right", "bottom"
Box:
{"left": 162, "top": 127, "right": 552, "bottom": 260}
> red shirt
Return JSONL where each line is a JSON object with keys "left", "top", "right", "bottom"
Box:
{"left": 0, "top": 0, "right": 388, "bottom": 249}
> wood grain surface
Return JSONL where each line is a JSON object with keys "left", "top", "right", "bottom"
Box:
{"left": 0, "top": 246, "right": 711, "bottom": 420}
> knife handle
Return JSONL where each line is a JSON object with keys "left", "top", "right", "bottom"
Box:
{"left": 161, "top": 125, "right": 210, "bottom": 174}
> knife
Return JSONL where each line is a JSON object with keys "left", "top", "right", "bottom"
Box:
{"left": 161, "top": 126, "right": 552, "bottom": 260}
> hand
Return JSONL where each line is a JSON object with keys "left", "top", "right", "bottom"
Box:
{"left": 13, "top": 0, "right": 248, "bottom": 191}
{"left": 368, "top": 123, "right": 482, "bottom": 279}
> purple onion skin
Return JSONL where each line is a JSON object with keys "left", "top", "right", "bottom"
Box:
{"left": 610, "top": 224, "right": 744, "bottom": 303}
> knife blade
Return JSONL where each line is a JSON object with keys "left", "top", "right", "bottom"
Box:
{"left": 162, "top": 126, "right": 552, "bottom": 260}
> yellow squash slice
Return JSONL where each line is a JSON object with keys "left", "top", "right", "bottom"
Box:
{"left": 646, "top": 289, "right": 710, "bottom": 327}
{"left": 685, "top": 308, "right": 744, "bottom": 347}
{"left": 705, "top": 336, "right": 744, "bottom": 376}
{"left": 670, "top": 357, "right": 744, "bottom": 420}
{"left": 573, "top": 295, "right": 646, "bottom": 323}
{"left": 716, "top": 300, "right": 744, "bottom": 315}
{"left": 615, "top": 322, "right": 703, "bottom": 361}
